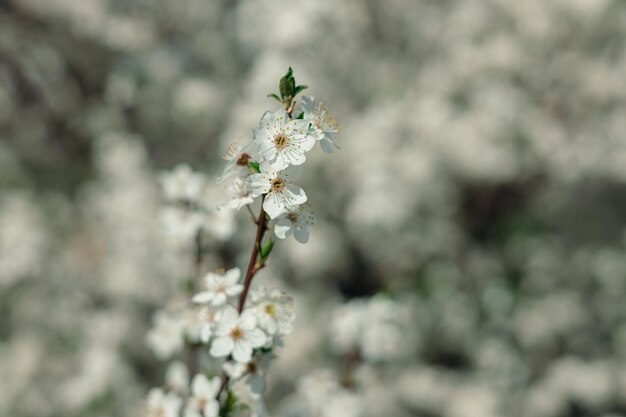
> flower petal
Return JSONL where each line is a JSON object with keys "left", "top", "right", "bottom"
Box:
{"left": 203, "top": 399, "right": 220, "bottom": 417}
{"left": 283, "top": 185, "right": 307, "bottom": 206}
{"left": 232, "top": 340, "right": 253, "bottom": 363}
{"left": 225, "top": 284, "right": 244, "bottom": 296}
{"left": 192, "top": 291, "right": 213, "bottom": 304}
{"left": 245, "top": 328, "right": 268, "bottom": 348}
{"left": 210, "top": 337, "right": 234, "bottom": 358}
{"left": 273, "top": 218, "right": 293, "bottom": 239}
{"left": 294, "top": 229, "right": 310, "bottom": 244}
{"left": 263, "top": 192, "right": 286, "bottom": 219}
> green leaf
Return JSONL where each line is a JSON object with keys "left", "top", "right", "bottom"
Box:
{"left": 260, "top": 239, "right": 274, "bottom": 261}
{"left": 294, "top": 85, "right": 308, "bottom": 96}
{"left": 279, "top": 76, "right": 293, "bottom": 100}
{"left": 267, "top": 93, "right": 281, "bottom": 102}
{"left": 294, "top": 111, "right": 305, "bottom": 119}
{"left": 248, "top": 161, "right": 260, "bottom": 173}
{"left": 220, "top": 390, "right": 239, "bottom": 417}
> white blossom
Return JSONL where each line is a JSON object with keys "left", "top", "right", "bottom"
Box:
{"left": 222, "top": 351, "right": 272, "bottom": 395}
{"left": 160, "top": 164, "right": 206, "bottom": 203}
{"left": 144, "top": 388, "right": 182, "bottom": 417}
{"left": 184, "top": 374, "right": 221, "bottom": 417}
{"left": 210, "top": 306, "right": 267, "bottom": 363}
{"left": 204, "top": 207, "right": 236, "bottom": 241}
{"left": 253, "top": 109, "right": 314, "bottom": 170}
{"left": 192, "top": 268, "right": 244, "bottom": 307}
{"left": 300, "top": 96, "right": 340, "bottom": 153}
{"left": 184, "top": 305, "right": 222, "bottom": 343}
{"left": 165, "top": 361, "right": 189, "bottom": 395}
{"left": 222, "top": 176, "right": 255, "bottom": 211}
{"left": 248, "top": 164, "right": 307, "bottom": 219}
{"left": 217, "top": 140, "right": 259, "bottom": 183}
{"left": 273, "top": 204, "right": 315, "bottom": 244}
{"left": 160, "top": 206, "right": 204, "bottom": 243}
{"left": 250, "top": 286, "right": 295, "bottom": 336}
{"left": 146, "top": 310, "right": 185, "bottom": 360}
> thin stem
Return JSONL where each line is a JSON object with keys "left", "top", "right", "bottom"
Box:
{"left": 246, "top": 204, "right": 258, "bottom": 224}
{"left": 217, "top": 195, "right": 268, "bottom": 398}
{"left": 238, "top": 195, "right": 268, "bottom": 313}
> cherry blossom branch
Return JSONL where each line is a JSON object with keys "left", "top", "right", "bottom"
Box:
{"left": 238, "top": 194, "right": 268, "bottom": 313}
{"left": 216, "top": 195, "right": 268, "bottom": 399}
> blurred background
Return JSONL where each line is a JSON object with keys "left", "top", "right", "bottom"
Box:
{"left": 2, "top": 0, "right": 626, "bottom": 416}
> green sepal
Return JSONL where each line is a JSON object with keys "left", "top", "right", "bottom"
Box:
{"left": 260, "top": 239, "right": 274, "bottom": 261}
{"left": 248, "top": 161, "right": 260, "bottom": 173}
{"left": 294, "top": 111, "right": 305, "bottom": 119}
{"left": 293, "top": 85, "right": 308, "bottom": 96}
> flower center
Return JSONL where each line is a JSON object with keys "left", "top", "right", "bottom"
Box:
{"left": 236, "top": 153, "right": 251, "bottom": 166}
{"left": 273, "top": 133, "right": 289, "bottom": 149}
{"left": 270, "top": 178, "right": 286, "bottom": 192}
{"left": 264, "top": 303, "right": 276, "bottom": 316}
{"left": 287, "top": 212, "right": 298, "bottom": 222}
{"left": 230, "top": 327, "right": 244, "bottom": 340}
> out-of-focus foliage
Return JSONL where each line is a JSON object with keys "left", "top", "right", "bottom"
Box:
{"left": 2, "top": 0, "right": 626, "bottom": 416}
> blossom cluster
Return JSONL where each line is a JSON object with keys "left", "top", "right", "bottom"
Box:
{"left": 219, "top": 95, "right": 338, "bottom": 242}
{"left": 143, "top": 68, "right": 339, "bottom": 417}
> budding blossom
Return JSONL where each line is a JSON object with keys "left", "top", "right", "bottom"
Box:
{"left": 248, "top": 164, "right": 307, "bottom": 219}
{"left": 210, "top": 306, "right": 268, "bottom": 363}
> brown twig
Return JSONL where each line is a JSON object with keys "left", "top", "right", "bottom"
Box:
{"left": 237, "top": 195, "right": 268, "bottom": 313}
{"left": 217, "top": 196, "right": 268, "bottom": 397}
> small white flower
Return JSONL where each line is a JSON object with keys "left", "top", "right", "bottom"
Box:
{"left": 160, "top": 164, "right": 206, "bottom": 203}
{"left": 145, "top": 388, "right": 182, "bottom": 417}
{"left": 185, "top": 305, "right": 222, "bottom": 343}
{"left": 222, "top": 177, "right": 255, "bottom": 211}
{"left": 199, "top": 306, "right": 223, "bottom": 343}
{"left": 217, "top": 140, "right": 259, "bottom": 183}
{"left": 165, "top": 361, "right": 189, "bottom": 395}
{"left": 210, "top": 306, "right": 267, "bottom": 363}
{"left": 250, "top": 286, "right": 295, "bottom": 336}
{"left": 248, "top": 164, "right": 307, "bottom": 219}
{"left": 222, "top": 352, "right": 272, "bottom": 396}
{"left": 192, "top": 268, "right": 244, "bottom": 307}
{"left": 300, "top": 96, "right": 340, "bottom": 153}
{"left": 146, "top": 310, "right": 185, "bottom": 360}
{"left": 202, "top": 205, "right": 236, "bottom": 242}
{"left": 253, "top": 109, "right": 314, "bottom": 170}
{"left": 273, "top": 204, "right": 315, "bottom": 244}
{"left": 184, "top": 374, "right": 221, "bottom": 417}
{"left": 160, "top": 206, "right": 204, "bottom": 243}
